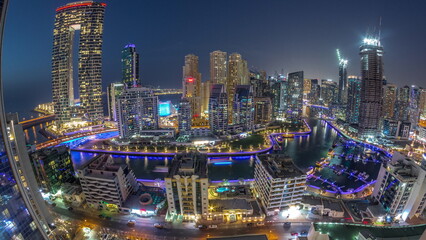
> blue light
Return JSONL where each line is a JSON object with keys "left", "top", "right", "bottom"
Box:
{"left": 213, "top": 161, "right": 232, "bottom": 165}
{"left": 159, "top": 101, "right": 171, "bottom": 117}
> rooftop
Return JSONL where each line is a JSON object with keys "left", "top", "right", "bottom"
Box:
{"left": 257, "top": 154, "right": 305, "bottom": 179}
{"left": 167, "top": 152, "right": 207, "bottom": 178}
{"left": 209, "top": 199, "right": 252, "bottom": 212}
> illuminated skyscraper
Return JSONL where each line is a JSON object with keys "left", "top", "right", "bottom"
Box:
{"left": 116, "top": 88, "right": 159, "bottom": 139}
{"left": 346, "top": 76, "right": 361, "bottom": 124}
{"left": 122, "top": 44, "right": 140, "bottom": 88}
{"left": 358, "top": 37, "right": 384, "bottom": 138}
{"left": 227, "top": 53, "right": 249, "bottom": 121}
{"left": 395, "top": 86, "right": 410, "bottom": 122}
{"left": 0, "top": 2, "right": 55, "bottom": 239}
{"left": 337, "top": 49, "right": 348, "bottom": 105}
{"left": 52, "top": 1, "right": 106, "bottom": 124}
{"left": 182, "top": 54, "right": 202, "bottom": 116}
{"left": 382, "top": 84, "right": 397, "bottom": 119}
{"left": 200, "top": 80, "right": 212, "bottom": 115}
{"left": 233, "top": 85, "right": 254, "bottom": 130}
{"left": 209, "top": 84, "right": 228, "bottom": 135}
{"left": 320, "top": 79, "right": 338, "bottom": 107}
{"left": 107, "top": 82, "right": 124, "bottom": 121}
{"left": 178, "top": 98, "right": 192, "bottom": 134}
{"left": 210, "top": 50, "right": 227, "bottom": 84}
{"left": 286, "top": 71, "right": 304, "bottom": 120}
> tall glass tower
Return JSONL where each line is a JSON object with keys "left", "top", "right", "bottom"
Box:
{"left": 0, "top": 1, "right": 53, "bottom": 239}
{"left": 358, "top": 37, "right": 384, "bottom": 138}
{"left": 122, "top": 44, "right": 140, "bottom": 88}
{"left": 52, "top": 1, "right": 106, "bottom": 124}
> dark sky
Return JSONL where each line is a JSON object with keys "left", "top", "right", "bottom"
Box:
{"left": 3, "top": 0, "right": 426, "bottom": 117}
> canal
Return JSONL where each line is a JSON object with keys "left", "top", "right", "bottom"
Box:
{"left": 70, "top": 118, "right": 340, "bottom": 181}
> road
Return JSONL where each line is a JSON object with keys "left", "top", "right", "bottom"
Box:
{"left": 52, "top": 207, "right": 311, "bottom": 240}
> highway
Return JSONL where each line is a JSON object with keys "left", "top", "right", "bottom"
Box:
{"left": 52, "top": 206, "right": 311, "bottom": 240}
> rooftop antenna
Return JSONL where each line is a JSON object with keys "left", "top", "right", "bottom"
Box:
{"left": 378, "top": 16, "right": 382, "bottom": 41}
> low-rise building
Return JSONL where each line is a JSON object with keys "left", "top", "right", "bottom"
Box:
{"left": 302, "top": 196, "right": 344, "bottom": 218}
{"left": 254, "top": 154, "right": 307, "bottom": 216}
{"left": 77, "top": 154, "right": 138, "bottom": 210}
{"left": 372, "top": 152, "right": 426, "bottom": 221}
{"left": 165, "top": 152, "right": 209, "bottom": 221}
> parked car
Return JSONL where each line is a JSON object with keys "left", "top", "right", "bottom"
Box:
{"left": 208, "top": 225, "right": 218, "bottom": 229}
{"left": 283, "top": 222, "right": 291, "bottom": 228}
{"left": 291, "top": 232, "right": 298, "bottom": 236}
{"left": 127, "top": 220, "right": 135, "bottom": 227}
{"left": 154, "top": 223, "right": 164, "bottom": 229}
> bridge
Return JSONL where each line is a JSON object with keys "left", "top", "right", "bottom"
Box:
{"left": 19, "top": 114, "right": 55, "bottom": 129}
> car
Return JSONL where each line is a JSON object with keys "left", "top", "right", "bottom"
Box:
{"left": 291, "top": 232, "right": 298, "bottom": 236}
{"left": 127, "top": 220, "right": 135, "bottom": 227}
{"left": 301, "top": 231, "right": 308, "bottom": 235}
{"left": 283, "top": 222, "right": 291, "bottom": 228}
{"left": 198, "top": 225, "right": 207, "bottom": 229}
{"left": 154, "top": 223, "right": 164, "bottom": 229}
{"left": 67, "top": 207, "right": 73, "bottom": 211}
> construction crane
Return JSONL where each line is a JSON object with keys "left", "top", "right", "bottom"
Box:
{"left": 336, "top": 49, "right": 348, "bottom": 66}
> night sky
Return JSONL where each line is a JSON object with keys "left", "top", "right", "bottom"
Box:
{"left": 3, "top": 0, "right": 426, "bottom": 117}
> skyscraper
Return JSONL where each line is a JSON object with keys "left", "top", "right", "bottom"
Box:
{"left": 210, "top": 50, "right": 227, "bottom": 84}
{"left": 233, "top": 85, "right": 254, "bottom": 130}
{"left": 52, "top": 1, "right": 106, "bottom": 124}
{"left": 182, "top": 54, "right": 202, "bottom": 116}
{"left": 178, "top": 98, "right": 192, "bottom": 134}
{"left": 286, "top": 71, "right": 304, "bottom": 121}
{"left": 0, "top": 1, "right": 54, "bottom": 239}
{"left": 209, "top": 84, "right": 228, "bottom": 135}
{"left": 307, "top": 79, "right": 320, "bottom": 105}
{"left": 382, "top": 84, "right": 397, "bottom": 119}
{"left": 347, "top": 76, "right": 361, "bottom": 124}
{"left": 320, "top": 79, "right": 338, "bottom": 107}
{"left": 107, "top": 82, "right": 124, "bottom": 121}
{"left": 395, "top": 86, "right": 410, "bottom": 122}
{"left": 116, "top": 88, "right": 159, "bottom": 139}
{"left": 227, "top": 53, "right": 249, "bottom": 121}
{"left": 337, "top": 49, "right": 348, "bottom": 105}
{"left": 122, "top": 44, "right": 140, "bottom": 88}
{"left": 200, "top": 80, "right": 212, "bottom": 115}
{"left": 358, "top": 37, "right": 384, "bottom": 138}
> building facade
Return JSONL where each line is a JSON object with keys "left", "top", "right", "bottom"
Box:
{"left": 52, "top": 1, "right": 106, "bottom": 123}
{"left": 233, "top": 85, "right": 254, "bottom": 131}
{"left": 254, "top": 155, "right": 306, "bottom": 216}
{"left": 337, "top": 53, "right": 348, "bottom": 105}
{"left": 178, "top": 98, "right": 192, "bottom": 134}
{"left": 209, "top": 84, "right": 228, "bottom": 136}
{"left": 286, "top": 71, "right": 304, "bottom": 121}
{"left": 107, "top": 82, "right": 124, "bottom": 121}
{"left": 253, "top": 97, "right": 272, "bottom": 125}
{"left": 116, "top": 87, "right": 159, "bottom": 139}
{"left": 165, "top": 153, "right": 209, "bottom": 220}
{"left": 122, "top": 44, "right": 140, "bottom": 88}
{"left": 183, "top": 54, "right": 202, "bottom": 116}
{"left": 346, "top": 76, "right": 361, "bottom": 124}
{"left": 358, "top": 37, "right": 384, "bottom": 138}
{"left": 210, "top": 50, "right": 227, "bottom": 85}
{"left": 77, "top": 154, "right": 138, "bottom": 209}
{"left": 372, "top": 152, "right": 426, "bottom": 221}
{"left": 382, "top": 84, "right": 397, "bottom": 119}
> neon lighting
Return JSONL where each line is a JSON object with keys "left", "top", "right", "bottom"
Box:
{"left": 56, "top": 2, "right": 107, "bottom": 12}
{"left": 213, "top": 161, "right": 232, "bottom": 165}
{"left": 187, "top": 77, "right": 194, "bottom": 82}
{"left": 159, "top": 101, "right": 171, "bottom": 117}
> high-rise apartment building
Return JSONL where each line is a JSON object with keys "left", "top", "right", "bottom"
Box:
{"left": 233, "top": 85, "right": 254, "bottom": 131}
{"left": 209, "top": 84, "right": 228, "bottom": 136}
{"left": 107, "top": 82, "right": 124, "bottom": 121}
{"left": 358, "top": 37, "right": 384, "bottom": 138}
{"left": 52, "top": 1, "right": 106, "bottom": 124}
{"left": 254, "top": 155, "right": 306, "bottom": 216}
{"left": 271, "top": 80, "right": 287, "bottom": 119}
{"left": 165, "top": 153, "right": 209, "bottom": 220}
{"left": 200, "top": 80, "right": 212, "bottom": 115}
{"left": 77, "top": 154, "right": 138, "bottom": 209}
{"left": 286, "top": 71, "right": 304, "bottom": 120}
{"left": 408, "top": 85, "right": 421, "bottom": 128}
{"left": 210, "top": 50, "right": 227, "bottom": 84}
{"left": 395, "top": 86, "right": 410, "bottom": 122}
{"left": 227, "top": 53, "right": 249, "bottom": 121}
{"left": 320, "top": 79, "right": 338, "bottom": 107}
{"left": 382, "top": 84, "right": 397, "bottom": 119}
{"left": 116, "top": 87, "right": 159, "bottom": 139}
{"left": 307, "top": 79, "right": 320, "bottom": 105}
{"left": 373, "top": 152, "right": 426, "bottom": 221}
{"left": 346, "top": 76, "right": 361, "bottom": 124}
{"left": 183, "top": 54, "right": 202, "bottom": 116}
{"left": 178, "top": 98, "right": 192, "bottom": 134}
{"left": 0, "top": 2, "right": 54, "bottom": 239}
{"left": 337, "top": 52, "right": 348, "bottom": 105}
{"left": 122, "top": 44, "right": 140, "bottom": 88}
{"left": 254, "top": 97, "right": 272, "bottom": 125}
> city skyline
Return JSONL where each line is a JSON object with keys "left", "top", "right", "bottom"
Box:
{"left": 4, "top": 0, "right": 426, "bottom": 116}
